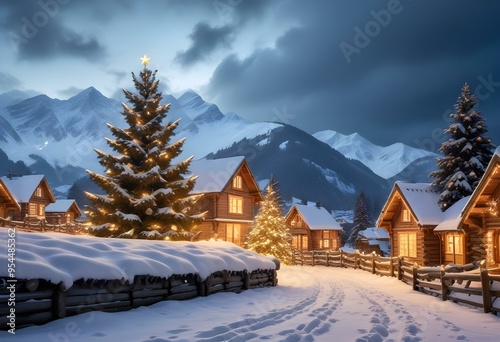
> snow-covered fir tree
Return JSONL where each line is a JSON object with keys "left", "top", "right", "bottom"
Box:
{"left": 347, "top": 192, "right": 371, "bottom": 248}
{"left": 85, "top": 56, "right": 203, "bottom": 239}
{"left": 246, "top": 181, "right": 292, "bottom": 264}
{"left": 430, "top": 83, "right": 495, "bottom": 211}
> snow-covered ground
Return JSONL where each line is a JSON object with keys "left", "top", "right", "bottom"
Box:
{"left": 3, "top": 265, "right": 499, "bottom": 342}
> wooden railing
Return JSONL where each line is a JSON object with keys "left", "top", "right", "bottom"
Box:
{"left": 292, "top": 249, "right": 500, "bottom": 315}
{"left": 0, "top": 217, "right": 84, "bottom": 234}
{"left": 0, "top": 269, "right": 277, "bottom": 330}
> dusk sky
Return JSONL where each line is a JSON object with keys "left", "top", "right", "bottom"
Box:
{"left": 1, "top": 0, "right": 500, "bottom": 151}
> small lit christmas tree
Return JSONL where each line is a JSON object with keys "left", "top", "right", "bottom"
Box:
{"left": 85, "top": 55, "right": 203, "bottom": 239}
{"left": 431, "top": 83, "right": 495, "bottom": 211}
{"left": 246, "top": 180, "right": 292, "bottom": 264}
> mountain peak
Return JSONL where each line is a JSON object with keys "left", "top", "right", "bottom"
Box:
{"left": 176, "top": 91, "right": 224, "bottom": 123}
{"left": 314, "top": 129, "right": 437, "bottom": 179}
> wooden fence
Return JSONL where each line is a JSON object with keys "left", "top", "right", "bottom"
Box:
{"left": 292, "top": 249, "right": 500, "bottom": 315}
{"left": 0, "top": 269, "right": 277, "bottom": 330}
{"left": 0, "top": 217, "right": 84, "bottom": 235}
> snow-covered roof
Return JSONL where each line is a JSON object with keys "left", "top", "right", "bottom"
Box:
{"left": 292, "top": 204, "right": 342, "bottom": 231}
{"left": 188, "top": 156, "right": 245, "bottom": 194}
{"left": 434, "top": 196, "right": 471, "bottom": 232}
{"left": 396, "top": 182, "right": 443, "bottom": 226}
{"left": 359, "top": 227, "right": 389, "bottom": 240}
{"left": 45, "top": 199, "right": 82, "bottom": 215}
{"left": 0, "top": 174, "right": 51, "bottom": 203}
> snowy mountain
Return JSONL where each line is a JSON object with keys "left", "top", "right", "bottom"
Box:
{"left": 314, "top": 130, "right": 438, "bottom": 179}
{"left": 207, "top": 124, "right": 390, "bottom": 212}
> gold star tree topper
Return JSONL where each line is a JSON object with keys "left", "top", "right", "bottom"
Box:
{"left": 140, "top": 54, "right": 151, "bottom": 66}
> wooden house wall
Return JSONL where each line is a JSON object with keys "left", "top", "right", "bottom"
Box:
{"left": 387, "top": 203, "right": 441, "bottom": 266}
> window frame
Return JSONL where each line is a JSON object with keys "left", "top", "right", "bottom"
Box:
{"left": 399, "top": 232, "right": 417, "bottom": 258}
{"left": 232, "top": 175, "right": 243, "bottom": 190}
{"left": 226, "top": 223, "right": 241, "bottom": 245}
{"left": 228, "top": 195, "right": 243, "bottom": 214}
{"left": 402, "top": 208, "right": 411, "bottom": 222}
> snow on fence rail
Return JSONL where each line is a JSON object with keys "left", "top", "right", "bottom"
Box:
{"left": 292, "top": 249, "right": 500, "bottom": 315}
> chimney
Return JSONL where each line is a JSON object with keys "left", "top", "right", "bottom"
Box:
{"left": 315, "top": 201, "right": 321, "bottom": 208}
{"left": 7, "top": 170, "right": 13, "bottom": 179}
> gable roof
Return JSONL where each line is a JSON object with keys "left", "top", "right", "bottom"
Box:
{"left": 288, "top": 204, "right": 342, "bottom": 231}
{"left": 0, "top": 178, "right": 20, "bottom": 210}
{"left": 434, "top": 196, "right": 470, "bottom": 232}
{"left": 0, "top": 174, "right": 55, "bottom": 203}
{"left": 46, "top": 199, "right": 82, "bottom": 217}
{"left": 359, "top": 227, "right": 389, "bottom": 240}
{"left": 459, "top": 147, "right": 500, "bottom": 221}
{"left": 378, "top": 182, "right": 442, "bottom": 227}
{"left": 188, "top": 156, "right": 262, "bottom": 200}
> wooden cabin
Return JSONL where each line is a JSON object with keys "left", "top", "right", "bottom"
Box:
{"left": 438, "top": 147, "right": 500, "bottom": 268}
{"left": 0, "top": 174, "right": 55, "bottom": 221}
{"left": 285, "top": 203, "right": 342, "bottom": 251}
{"left": 0, "top": 178, "right": 20, "bottom": 221}
{"left": 45, "top": 199, "right": 83, "bottom": 225}
{"left": 189, "top": 156, "right": 263, "bottom": 247}
{"left": 377, "top": 182, "right": 443, "bottom": 266}
{"left": 357, "top": 227, "right": 390, "bottom": 256}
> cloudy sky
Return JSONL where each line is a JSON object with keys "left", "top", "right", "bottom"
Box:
{"left": 1, "top": 0, "right": 500, "bottom": 151}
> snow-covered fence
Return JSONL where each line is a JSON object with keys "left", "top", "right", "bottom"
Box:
{"left": 292, "top": 249, "right": 500, "bottom": 315}
{"left": 0, "top": 216, "right": 84, "bottom": 234}
{"left": 0, "top": 269, "right": 278, "bottom": 330}
{"left": 291, "top": 249, "right": 398, "bottom": 277}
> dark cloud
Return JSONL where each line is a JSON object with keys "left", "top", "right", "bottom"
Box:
{"left": 175, "top": 0, "right": 274, "bottom": 67}
{"left": 2, "top": 0, "right": 105, "bottom": 61}
{"left": 205, "top": 0, "right": 500, "bottom": 150}
{"left": 175, "top": 22, "right": 234, "bottom": 67}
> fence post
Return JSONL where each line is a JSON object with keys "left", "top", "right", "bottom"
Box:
{"left": 440, "top": 265, "right": 447, "bottom": 301}
{"left": 389, "top": 257, "right": 394, "bottom": 278}
{"left": 340, "top": 250, "right": 344, "bottom": 268}
{"left": 412, "top": 263, "right": 419, "bottom": 291}
{"left": 397, "top": 258, "right": 403, "bottom": 280}
{"left": 326, "top": 251, "right": 329, "bottom": 267}
{"left": 52, "top": 285, "right": 67, "bottom": 319}
{"left": 480, "top": 268, "right": 492, "bottom": 313}
{"left": 354, "top": 251, "right": 359, "bottom": 269}
{"left": 311, "top": 251, "right": 315, "bottom": 266}
{"left": 371, "top": 253, "right": 376, "bottom": 274}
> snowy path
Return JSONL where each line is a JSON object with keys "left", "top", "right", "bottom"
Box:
{"left": 3, "top": 266, "right": 500, "bottom": 341}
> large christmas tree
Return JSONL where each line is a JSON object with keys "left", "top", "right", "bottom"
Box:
{"left": 246, "top": 181, "right": 292, "bottom": 264}
{"left": 430, "top": 83, "right": 495, "bottom": 211}
{"left": 85, "top": 55, "right": 203, "bottom": 239}
{"left": 347, "top": 191, "right": 372, "bottom": 248}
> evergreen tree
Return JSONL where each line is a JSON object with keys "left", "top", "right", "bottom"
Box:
{"left": 246, "top": 181, "right": 292, "bottom": 264}
{"left": 85, "top": 56, "right": 203, "bottom": 239}
{"left": 430, "top": 83, "right": 495, "bottom": 211}
{"left": 347, "top": 192, "right": 371, "bottom": 247}
{"left": 268, "top": 174, "right": 285, "bottom": 214}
